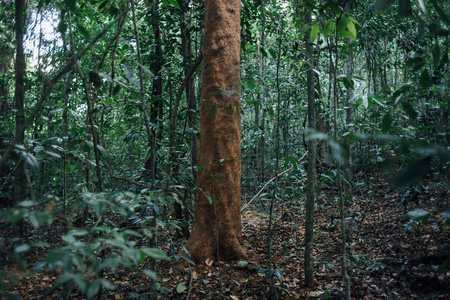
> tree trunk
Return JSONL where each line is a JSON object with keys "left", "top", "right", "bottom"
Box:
{"left": 145, "top": 0, "right": 163, "bottom": 182}
{"left": 185, "top": 0, "right": 246, "bottom": 263}
{"left": 0, "top": 13, "right": 14, "bottom": 207}
{"left": 304, "top": 3, "right": 316, "bottom": 288}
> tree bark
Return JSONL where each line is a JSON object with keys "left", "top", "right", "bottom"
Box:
{"left": 304, "top": 2, "right": 316, "bottom": 288}
{"left": 185, "top": 0, "right": 246, "bottom": 263}
{"left": 13, "top": 0, "right": 26, "bottom": 206}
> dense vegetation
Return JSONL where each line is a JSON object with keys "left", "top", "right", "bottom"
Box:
{"left": 0, "top": 0, "right": 449, "bottom": 298}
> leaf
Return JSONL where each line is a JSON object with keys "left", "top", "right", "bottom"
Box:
{"left": 87, "top": 279, "right": 101, "bottom": 299}
{"left": 236, "top": 261, "right": 248, "bottom": 268}
{"left": 274, "top": 269, "right": 283, "bottom": 283}
{"left": 97, "top": 145, "right": 108, "bottom": 158}
{"left": 401, "top": 102, "right": 418, "bottom": 120}
{"left": 440, "top": 212, "right": 450, "bottom": 226}
{"left": 143, "top": 270, "right": 157, "bottom": 281}
{"left": 205, "top": 258, "right": 214, "bottom": 266}
{"left": 15, "top": 244, "right": 30, "bottom": 254}
{"left": 310, "top": 24, "right": 320, "bottom": 42}
{"left": 22, "top": 152, "right": 39, "bottom": 170}
{"left": 418, "top": 0, "right": 427, "bottom": 13}
{"left": 381, "top": 112, "right": 392, "bottom": 133}
{"left": 89, "top": 71, "right": 102, "bottom": 89}
{"left": 64, "top": 0, "right": 76, "bottom": 11}
{"left": 394, "top": 156, "right": 432, "bottom": 187}
{"left": 374, "top": 0, "right": 395, "bottom": 14}
{"left": 176, "top": 283, "right": 187, "bottom": 294}
{"left": 123, "top": 65, "right": 140, "bottom": 88}
{"left": 419, "top": 69, "right": 430, "bottom": 89}
{"left": 432, "top": 44, "right": 440, "bottom": 67}
{"left": 404, "top": 209, "right": 430, "bottom": 222}
{"left": 398, "top": 0, "right": 412, "bottom": 17}
{"left": 269, "top": 48, "right": 277, "bottom": 59}
{"left": 140, "top": 248, "right": 170, "bottom": 261}
{"left": 346, "top": 21, "right": 357, "bottom": 39}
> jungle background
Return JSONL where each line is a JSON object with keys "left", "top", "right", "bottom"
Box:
{"left": 0, "top": 0, "right": 449, "bottom": 298}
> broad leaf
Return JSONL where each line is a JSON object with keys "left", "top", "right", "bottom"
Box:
{"left": 398, "top": 0, "right": 412, "bottom": 17}
{"left": 394, "top": 156, "right": 432, "bottom": 187}
{"left": 401, "top": 102, "right": 418, "bottom": 120}
{"left": 310, "top": 24, "right": 320, "bottom": 42}
{"left": 404, "top": 209, "right": 430, "bottom": 222}
{"left": 381, "top": 112, "right": 392, "bottom": 133}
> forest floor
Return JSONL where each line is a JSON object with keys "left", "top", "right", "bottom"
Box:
{"left": 2, "top": 172, "right": 450, "bottom": 299}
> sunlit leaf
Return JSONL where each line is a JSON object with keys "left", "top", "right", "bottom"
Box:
{"left": 310, "top": 24, "right": 320, "bottom": 42}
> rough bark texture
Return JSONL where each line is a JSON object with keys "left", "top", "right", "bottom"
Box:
{"left": 185, "top": 0, "right": 246, "bottom": 263}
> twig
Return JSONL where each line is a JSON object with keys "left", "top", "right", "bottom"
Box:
{"left": 241, "top": 151, "right": 308, "bottom": 212}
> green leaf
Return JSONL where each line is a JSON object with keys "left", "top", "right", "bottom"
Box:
{"left": 167, "top": 0, "right": 181, "bottom": 9}
{"left": 432, "top": 44, "right": 440, "bottom": 67}
{"left": 140, "top": 248, "right": 170, "bottom": 261}
{"left": 143, "top": 270, "right": 157, "bottom": 280}
{"left": 374, "top": 0, "right": 395, "bottom": 14}
{"left": 347, "top": 21, "right": 357, "bottom": 39}
{"left": 394, "top": 156, "right": 432, "bottom": 187}
{"left": 269, "top": 48, "right": 277, "bottom": 59}
{"left": 310, "top": 24, "right": 320, "bottom": 42}
{"left": 124, "top": 65, "right": 140, "bottom": 88}
{"left": 398, "top": 0, "right": 412, "bottom": 17}
{"left": 404, "top": 209, "right": 430, "bottom": 222}
{"left": 87, "top": 279, "right": 101, "bottom": 299}
{"left": 381, "top": 112, "right": 392, "bottom": 133}
{"left": 88, "top": 71, "right": 102, "bottom": 89}
{"left": 401, "top": 102, "right": 418, "bottom": 120}
{"left": 176, "top": 283, "right": 187, "bottom": 294}
{"left": 337, "top": 15, "right": 348, "bottom": 35}
{"left": 419, "top": 69, "right": 430, "bottom": 89}
{"left": 64, "top": 0, "right": 76, "bottom": 11}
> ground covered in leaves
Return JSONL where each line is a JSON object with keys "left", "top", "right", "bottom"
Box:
{"left": 2, "top": 175, "right": 449, "bottom": 299}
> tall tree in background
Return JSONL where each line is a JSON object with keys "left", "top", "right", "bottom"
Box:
{"left": 0, "top": 1, "right": 15, "bottom": 206}
{"left": 303, "top": 1, "right": 317, "bottom": 288}
{"left": 185, "top": 0, "right": 246, "bottom": 263}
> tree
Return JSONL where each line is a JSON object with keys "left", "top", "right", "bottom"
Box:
{"left": 185, "top": 0, "right": 247, "bottom": 263}
{"left": 303, "top": 1, "right": 316, "bottom": 288}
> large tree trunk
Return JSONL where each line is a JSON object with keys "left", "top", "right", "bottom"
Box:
{"left": 185, "top": 0, "right": 246, "bottom": 263}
